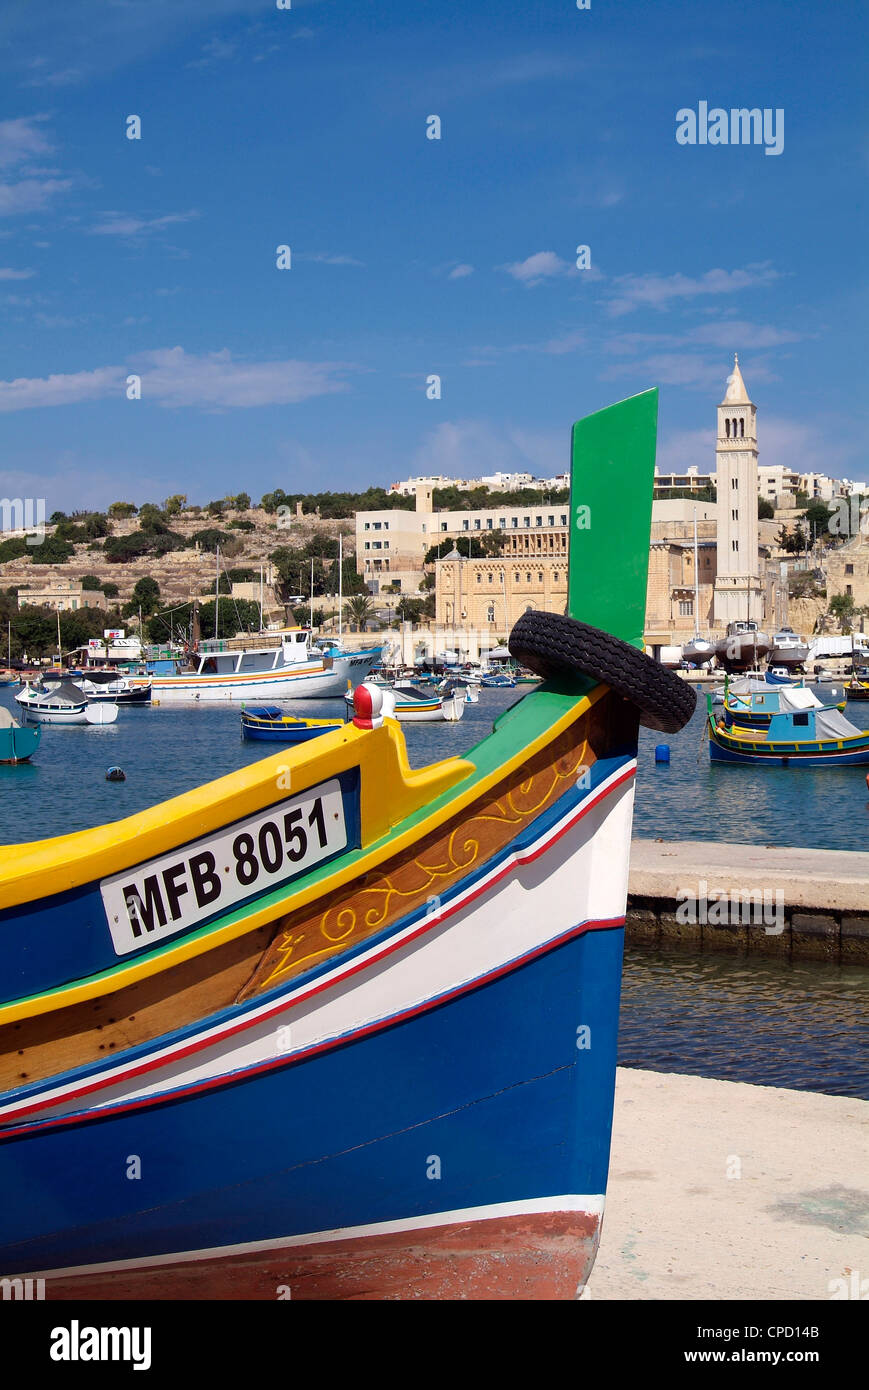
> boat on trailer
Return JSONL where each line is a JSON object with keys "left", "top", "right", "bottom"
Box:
{"left": 0, "top": 390, "right": 695, "bottom": 1300}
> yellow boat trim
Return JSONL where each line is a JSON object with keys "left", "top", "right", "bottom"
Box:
{"left": 0, "top": 687, "right": 601, "bottom": 1025}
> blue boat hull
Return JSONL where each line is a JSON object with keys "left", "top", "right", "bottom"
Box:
{"left": 0, "top": 927, "right": 623, "bottom": 1290}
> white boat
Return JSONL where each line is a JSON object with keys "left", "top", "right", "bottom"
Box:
{"left": 767, "top": 626, "right": 809, "bottom": 669}
{"left": 15, "top": 681, "right": 119, "bottom": 725}
{"left": 345, "top": 683, "right": 465, "bottom": 723}
{"left": 128, "top": 632, "right": 381, "bottom": 704}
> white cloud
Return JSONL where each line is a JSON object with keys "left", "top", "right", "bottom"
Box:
{"left": 0, "top": 365, "right": 125, "bottom": 412}
{"left": 605, "top": 263, "right": 781, "bottom": 316}
{"left": 0, "top": 177, "right": 72, "bottom": 217}
{"left": 448, "top": 263, "right": 474, "bottom": 280}
{"left": 90, "top": 211, "right": 199, "bottom": 237}
{"left": 502, "top": 251, "right": 573, "bottom": 286}
{"left": 0, "top": 347, "right": 353, "bottom": 412}
{"left": 22, "top": 68, "right": 83, "bottom": 88}
{"left": 134, "top": 346, "right": 351, "bottom": 408}
{"left": 0, "top": 267, "right": 35, "bottom": 280}
{"left": 0, "top": 116, "right": 53, "bottom": 169}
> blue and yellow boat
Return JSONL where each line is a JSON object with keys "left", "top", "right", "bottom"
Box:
{"left": 0, "top": 390, "right": 695, "bottom": 1300}
{"left": 240, "top": 706, "right": 345, "bottom": 743}
{"left": 709, "top": 684, "right": 869, "bottom": 766}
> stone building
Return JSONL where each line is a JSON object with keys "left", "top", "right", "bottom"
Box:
{"left": 434, "top": 553, "right": 567, "bottom": 631}
{"left": 17, "top": 580, "right": 106, "bottom": 611}
{"left": 826, "top": 532, "right": 869, "bottom": 609}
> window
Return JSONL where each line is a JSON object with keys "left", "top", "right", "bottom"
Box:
{"left": 487, "top": 573, "right": 493, "bottom": 583}
{"left": 740, "top": 419, "right": 745, "bottom": 437}
{"left": 383, "top": 541, "right": 389, "bottom": 548}
{"left": 474, "top": 519, "right": 481, "bottom": 530}
{"left": 462, "top": 520, "right": 469, "bottom": 531}
{"left": 476, "top": 574, "right": 481, "bottom": 584}
{"left": 846, "top": 584, "right": 853, "bottom": 596}
{"left": 731, "top": 509, "right": 738, "bottom": 521}
{"left": 364, "top": 522, "right": 370, "bottom": 530}
{"left": 384, "top": 521, "right": 389, "bottom": 530}
{"left": 511, "top": 517, "right": 518, "bottom": 528}
{"left": 538, "top": 572, "right": 543, "bottom": 583}
{"left": 500, "top": 518, "right": 506, "bottom": 528}
{"left": 793, "top": 712, "right": 809, "bottom": 727}
{"left": 678, "top": 600, "right": 693, "bottom": 617}
{"left": 514, "top": 572, "right": 520, "bottom": 583}
{"left": 548, "top": 515, "right": 554, "bottom": 526}
{"left": 364, "top": 542, "right": 370, "bottom": 550}
{"left": 732, "top": 477, "right": 739, "bottom": 490}
{"left": 373, "top": 522, "right": 381, "bottom": 530}
{"left": 725, "top": 419, "right": 730, "bottom": 438}
{"left": 535, "top": 516, "right": 542, "bottom": 526}
{"left": 441, "top": 522, "right": 447, "bottom": 531}
{"left": 526, "top": 572, "right": 531, "bottom": 582}
{"left": 524, "top": 517, "right": 530, "bottom": 527}
{"left": 487, "top": 605, "right": 495, "bottom": 622}
{"left": 846, "top": 564, "right": 854, "bottom": 575}
{"left": 486, "top": 519, "right": 493, "bottom": 530}
{"left": 732, "top": 540, "right": 739, "bottom": 552}
{"left": 373, "top": 541, "right": 381, "bottom": 550}
{"left": 560, "top": 514, "right": 567, "bottom": 525}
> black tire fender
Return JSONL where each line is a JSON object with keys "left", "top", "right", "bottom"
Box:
{"left": 508, "top": 610, "right": 697, "bottom": 734}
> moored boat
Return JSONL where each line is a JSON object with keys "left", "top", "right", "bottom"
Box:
{"left": 846, "top": 667, "right": 869, "bottom": 701}
{"left": 240, "top": 707, "right": 345, "bottom": 742}
{"left": 348, "top": 682, "right": 466, "bottom": 722}
{"left": 0, "top": 707, "right": 40, "bottom": 763}
{"left": 708, "top": 686, "right": 869, "bottom": 765}
{"left": 0, "top": 389, "right": 695, "bottom": 1300}
{"left": 15, "top": 681, "right": 119, "bottom": 726}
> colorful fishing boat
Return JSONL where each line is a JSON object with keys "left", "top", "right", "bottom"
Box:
{"left": 0, "top": 389, "right": 694, "bottom": 1300}
{"left": 708, "top": 688, "right": 869, "bottom": 765}
{"left": 0, "top": 708, "right": 40, "bottom": 764}
{"left": 240, "top": 707, "right": 345, "bottom": 742}
{"left": 846, "top": 667, "right": 869, "bottom": 701}
{"left": 721, "top": 679, "right": 845, "bottom": 730}
{"left": 129, "top": 632, "right": 381, "bottom": 704}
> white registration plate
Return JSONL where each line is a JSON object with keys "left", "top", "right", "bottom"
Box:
{"left": 101, "top": 778, "right": 347, "bottom": 955}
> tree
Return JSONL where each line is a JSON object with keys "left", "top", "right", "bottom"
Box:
{"left": 758, "top": 497, "right": 775, "bottom": 519}
{"left": 80, "top": 575, "right": 103, "bottom": 590}
{"left": 145, "top": 597, "right": 262, "bottom": 644}
{"left": 164, "top": 494, "right": 187, "bottom": 517}
{"left": 423, "top": 536, "right": 487, "bottom": 564}
{"left": 192, "top": 528, "right": 232, "bottom": 554}
{"left": 137, "top": 503, "right": 169, "bottom": 534}
{"left": 132, "top": 576, "right": 161, "bottom": 615}
{"left": 206, "top": 499, "right": 225, "bottom": 517}
{"left": 227, "top": 492, "right": 250, "bottom": 511}
{"left": 344, "top": 594, "right": 375, "bottom": 631}
{"left": 775, "top": 525, "right": 791, "bottom": 551}
{"left": 0, "top": 537, "right": 29, "bottom": 563}
{"left": 28, "top": 536, "right": 74, "bottom": 564}
{"left": 829, "top": 594, "right": 856, "bottom": 633}
{"left": 102, "top": 581, "right": 119, "bottom": 599}
{"left": 228, "top": 517, "right": 255, "bottom": 532}
{"left": 395, "top": 597, "right": 424, "bottom": 624}
{"left": 791, "top": 523, "right": 808, "bottom": 555}
{"left": 108, "top": 501, "right": 137, "bottom": 518}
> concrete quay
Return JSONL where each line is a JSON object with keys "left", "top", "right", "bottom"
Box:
{"left": 585, "top": 1068, "right": 869, "bottom": 1301}
{"left": 627, "top": 839, "right": 869, "bottom": 962}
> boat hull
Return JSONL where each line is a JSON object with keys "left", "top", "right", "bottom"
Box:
{"left": 708, "top": 717, "right": 869, "bottom": 766}
{"left": 136, "top": 653, "right": 379, "bottom": 704}
{"left": 0, "top": 737, "right": 635, "bottom": 1298}
{"left": 0, "top": 723, "right": 40, "bottom": 763}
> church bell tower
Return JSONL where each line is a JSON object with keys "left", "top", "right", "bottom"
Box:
{"left": 713, "top": 355, "right": 765, "bottom": 625}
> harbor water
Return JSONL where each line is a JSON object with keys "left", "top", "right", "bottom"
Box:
{"left": 2, "top": 683, "right": 866, "bottom": 1099}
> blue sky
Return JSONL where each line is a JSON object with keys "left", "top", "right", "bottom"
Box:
{"left": 0, "top": 0, "right": 866, "bottom": 510}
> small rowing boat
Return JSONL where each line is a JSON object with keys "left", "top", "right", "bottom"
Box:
{"left": 240, "top": 707, "right": 345, "bottom": 742}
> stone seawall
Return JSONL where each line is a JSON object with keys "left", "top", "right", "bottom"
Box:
{"left": 628, "top": 839, "right": 869, "bottom": 963}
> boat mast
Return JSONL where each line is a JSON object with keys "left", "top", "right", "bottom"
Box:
{"left": 56, "top": 608, "right": 61, "bottom": 665}
{"left": 338, "top": 533, "right": 343, "bottom": 644}
{"left": 693, "top": 506, "right": 700, "bottom": 639}
{"left": 215, "top": 544, "right": 220, "bottom": 642}
{"left": 7, "top": 618, "right": 10, "bottom": 668}
{"left": 259, "top": 562, "right": 264, "bottom": 634}
{"left": 309, "top": 557, "right": 314, "bottom": 631}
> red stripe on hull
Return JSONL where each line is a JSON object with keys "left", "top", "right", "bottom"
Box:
{"left": 40, "top": 1210, "right": 600, "bottom": 1301}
